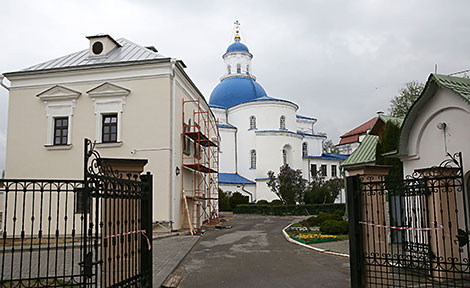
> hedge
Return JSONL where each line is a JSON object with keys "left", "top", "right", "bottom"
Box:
{"left": 233, "top": 203, "right": 345, "bottom": 216}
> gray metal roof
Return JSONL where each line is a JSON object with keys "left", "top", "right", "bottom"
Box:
{"left": 8, "top": 38, "right": 167, "bottom": 75}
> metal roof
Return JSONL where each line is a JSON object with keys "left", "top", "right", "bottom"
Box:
{"left": 341, "top": 134, "right": 379, "bottom": 167}
{"left": 338, "top": 117, "right": 377, "bottom": 145}
{"left": 5, "top": 38, "right": 167, "bottom": 75}
{"left": 304, "top": 153, "right": 349, "bottom": 160}
{"left": 219, "top": 173, "right": 255, "bottom": 185}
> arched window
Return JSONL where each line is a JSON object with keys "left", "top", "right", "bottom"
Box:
{"left": 249, "top": 115, "right": 256, "bottom": 129}
{"left": 283, "top": 144, "right": 292, "bottom": 166}
{"left": 246, "top": 64, "right": 250, "bottom": 74}
{"left": 237, "top": 64, "right": 241, "bottom": 73}
{"left": 302, "top": 142, "right": 308, "bottom": 157}
{"left": 250, "top": 150, "right": 256, "bottom": 169}
{"left": 227, "top": 65, "right": 231, "bottom": 74}
{"left": 280, "top": 115, "right": 286, "bottom": 130}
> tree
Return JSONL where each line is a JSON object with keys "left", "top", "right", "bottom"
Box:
{"left": 323, "top": 139, "right": 339, "bottom": 154}
{"left": 375, "top": 120, "right": 403, "bottom": 180}
{"left": 267, "top": 164, "right": 306, "bottom": 205}
{"left": 388, "top": 81, "right": 424, "bottom": 118}
{"left": 304, "top": 172, "right": 342, "bottom": 204}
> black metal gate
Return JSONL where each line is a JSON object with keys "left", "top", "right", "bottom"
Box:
{"left": 347, "top": 152, "right": 470, "bottom": 287}
{"left": 0, "top": 139, "right": 153, "bottom": 287}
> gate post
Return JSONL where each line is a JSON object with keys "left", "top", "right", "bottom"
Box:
{"left": 347, "top": 175, "right": 363, "bottom": 288}
{"left": 141, "top": 172, "right": 153, "bottom": 287}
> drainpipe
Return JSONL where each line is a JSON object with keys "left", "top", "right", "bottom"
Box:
{"left": 0, "top": 75, "right": 10, "bottom": 91}
{"left": 169, "top": 59, "right": 177, "bottom": 231}
{"left": 237, "top": 184, "right": 254, "bottom": 202}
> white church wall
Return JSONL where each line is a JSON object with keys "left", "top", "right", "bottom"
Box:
{"left": 256, "top": 180, "right": 279, "bottom": 202}
{"left": 401, "top": 89, "right": 470, "bottom": 176}
{"left": 219, "top": 128, "right": 237, "bottom": 173}
{"left": 297, "top": 119, "right": 315, "bottom": 134}
{"left": 255, "top": 132, "right": 303, "bottom": 179}
{"left": 228, "top": 101, "right": 298, "bottom": 132}
{"left": 223, "top": 53, "right": 252, "bottom": 77}
{"left": 212, "top": 107, "right": 227, "bottom": 123}
{"left": 302, "top": 136, "right": 324, "bottom": 157}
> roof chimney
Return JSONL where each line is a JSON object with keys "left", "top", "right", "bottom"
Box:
{"left": 86, "top": 34, "right": 121, "bottom": 57}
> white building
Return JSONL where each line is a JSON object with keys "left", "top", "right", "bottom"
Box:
{"left": 209, "top": 31, "right": 347, "bottom": 202}
{"left": 1, "top": 34, "right": 218, "bottom": 232}
{"left": 397, "top": 73, "right": 470, "bottom": 179}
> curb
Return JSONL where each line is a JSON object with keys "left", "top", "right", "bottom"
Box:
{"left": 282, "top": 223, "right": 350, "bottom": 258}
{"left": 153, "top": 230, "right": 191, "bottom": 240}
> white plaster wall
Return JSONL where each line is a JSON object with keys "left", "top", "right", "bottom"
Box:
{"left": 256, "top": 180, "right": 280, "bottom": 202}
{"left": 219, "top": 128, "right": 236, "bottom": 173}
{"left": 212, "top": 107, "right": 227, "bottom": 124}
{"left": 296, "top": 119, "right": 315, "bottom": 134}
{"left": 255, "top": 132, "right": 303, "bottom": 179}
{"left": 402, "top": 89, "right": 470, "bottom": 176}
{"left": 302, "top": 136, "right": 324, "bottom": 157}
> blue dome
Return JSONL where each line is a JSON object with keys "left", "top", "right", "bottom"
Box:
{"left": 209, "top": 77, "right": 268, "bottom": 108}
{"left": 226, "top": 42, "right": 249, "bottom": 53}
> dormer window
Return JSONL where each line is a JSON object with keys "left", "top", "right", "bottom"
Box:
{"left": 92, "top": 42, "right": 103, "bottom": 54}
{"left": 86, "top": 34, "right": 121, "bottom": 57}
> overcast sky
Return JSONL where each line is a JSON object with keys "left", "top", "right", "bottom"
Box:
{"left": 1, "top": 0, "right": 470, "bottom": 173}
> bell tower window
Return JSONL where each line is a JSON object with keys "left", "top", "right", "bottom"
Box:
{"left": 227, "top": 65, "right": 231, "bottom": 74}
{"left": 237, "top": 64, "right": 241, "bottom": 73}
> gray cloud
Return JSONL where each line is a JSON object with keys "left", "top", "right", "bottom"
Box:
{"left": 1, "top": 0, "right": 470, "bottom": 172}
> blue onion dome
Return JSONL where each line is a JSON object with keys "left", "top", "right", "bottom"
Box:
{"left": 209, "top": 77, "right": 268, "bottom": 108}
{"left": 226, "top": 42, "right": 249, "bottom": 53}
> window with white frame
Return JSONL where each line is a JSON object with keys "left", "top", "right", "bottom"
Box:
{"left": 249, "top": 115, "right": 256, "bottom": 130}
{"left": 331, "top": 165, "right": 337, "bottom": 177}
{"left": 237, "top": 64, "right": 241, "bottom": 73}
{"left": 280, "top": 115, "right": 286, "bottom": 130}
{"left": 37, "top": 85, "right": 80, "bottom": 148}
{"left": 87, "top": 82, "right": 130, "bottom": 145}
{"left": 183, "top": 119, "right": 191, "bottom": 156}
{"left": 302, "top": 142, "right": 308, "bottom": 157}
{"left": 282, "top": 149, "right": 287, "bottom": 165}
{"left": 53, "top": 117, "right": 69, "bottom": 145}
{"left": 227, "top": 65, "right": 231, "bottom": 74}
{"left": 250, "top": 150, "right": 256, "bottom": 169}
{"left": 321, "top": 164, "right": 327, "bottom": 177}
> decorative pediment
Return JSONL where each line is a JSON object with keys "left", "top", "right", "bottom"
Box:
{"left": 37, "top": 85, "right": 81, "bottom": 101}
{"left": 87, "top": 82, "right": 130, "bottom": 98}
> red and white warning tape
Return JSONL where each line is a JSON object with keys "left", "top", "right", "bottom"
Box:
{"left": 359, "top": 221, "right": 444, "bottom": 231}
{"left": 105, "top": 230, "right": 151, "bottom": 250}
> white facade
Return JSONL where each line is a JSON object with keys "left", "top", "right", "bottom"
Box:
{"left": 2, "top": 34, "right": 217, "bottom": 232}
{"left": 398, "top": 74, "right": 470, "bottom": 178}
{"left": 210, "top": 34, "right": 346, "bottom": 202}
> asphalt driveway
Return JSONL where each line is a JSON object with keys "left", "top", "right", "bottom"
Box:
{"left": 173, "top": 214, "right": 350, "bottom": 288}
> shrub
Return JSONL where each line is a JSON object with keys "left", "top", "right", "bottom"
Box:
{"left": 270, "top": 199, "right": 284, "bottom": 206}
{"left": 233, "top": 203, "right": 346, "bottom": 216}
{"left": 320, "top": 220, "right": 348, "bottom": 235}
{"left": 229, "top": 192, "right": 249, "bottom": 210}
{"left": 333, "top": 209, "right": 345, "bottom": 218}
{"left": 256, "top": 200, "right": 269, "bottom": 205}
{"left": 218, "top": 189, "right": 231, "bottom": 211}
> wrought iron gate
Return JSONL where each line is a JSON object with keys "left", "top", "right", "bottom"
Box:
{"left": 0, "top": 139, "right": 153, "bottom": 287}
{"left": 347, "top": 152, "right": 470, "bottom": 287}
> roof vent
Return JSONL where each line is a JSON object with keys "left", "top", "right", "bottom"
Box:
{"left": 86, "top": 34, "right": 121, "bottom": 56}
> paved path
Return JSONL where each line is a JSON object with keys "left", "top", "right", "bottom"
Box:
{"left": 174, "top": 214, "right": 350, "bottom": 288}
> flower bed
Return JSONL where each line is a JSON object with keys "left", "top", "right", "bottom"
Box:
{"left": 286, "top": 227, "right": 340, "bottom": 244}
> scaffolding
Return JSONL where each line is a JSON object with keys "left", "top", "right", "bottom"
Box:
{"left": 181, "top": 98, "right": 219, "bottom": 233}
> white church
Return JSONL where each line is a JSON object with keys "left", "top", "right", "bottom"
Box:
{"left": 210, "top": 28, "right": 348, "bottom": 202}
